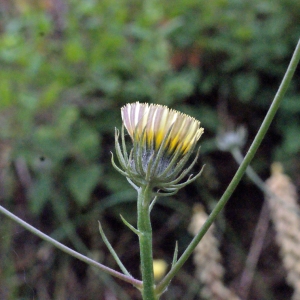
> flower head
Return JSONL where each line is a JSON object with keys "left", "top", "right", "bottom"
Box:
{"left": 121, "top": 102, "right": 203, "bottom": 155}
{"left": 112, "top": 102, "right": 204, "bottom": 194}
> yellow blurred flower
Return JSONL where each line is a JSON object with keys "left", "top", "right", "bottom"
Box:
{"left": 153, "top": 259, "right": 168, "bottom": 281}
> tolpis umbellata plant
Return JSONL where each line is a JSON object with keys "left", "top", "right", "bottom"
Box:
{"left": 0, "top": 39, "right": 299, "bottom": 300}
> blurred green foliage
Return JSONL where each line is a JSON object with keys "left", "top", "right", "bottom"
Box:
{"left": 0, "top": 0, "right": 300, "bottom": 299}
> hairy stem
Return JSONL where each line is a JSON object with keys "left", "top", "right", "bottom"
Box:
{"left": 137, "top": 185, "right": 158, "bottom": 300}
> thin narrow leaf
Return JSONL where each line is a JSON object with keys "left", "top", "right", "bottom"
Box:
{"left": 149, "top": 195, "right": 158, "bottom": 213}
{"left": 98, "top": 221, "right": 131, "bottom": 276}
{"left": 171, "top": 241, "right": 178, "bottom": 268}
{"left": 120, "top": 214, "right": 141, "bottom": 236}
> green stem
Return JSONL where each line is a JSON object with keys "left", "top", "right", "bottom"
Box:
{"left": 137, "top": 185, "right": 157, "bottom": 300}
{"left": 0, "top": 204, "right": 143, "bottom": 289}
{"left": 156, "top": 38, "right": 300, "bottom": 295}
{"left": 231, "top": 148, "right": 267, "bottom": 193}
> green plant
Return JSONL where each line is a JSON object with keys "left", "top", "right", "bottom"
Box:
{"left": 1, "top": 37, "right": 299, "bottom": 298}
{"left": 1, "top": 1, "right": 300, "bottom": 298}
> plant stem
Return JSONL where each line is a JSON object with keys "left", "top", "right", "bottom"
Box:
{"left": 137, "top": 184, "right": 157, "bottom": 300}
{"left": 156, "top": 38, "right": 300, "bottom": 295}
{"left": 0, "top": 204, "right": 143, "bottom": 289}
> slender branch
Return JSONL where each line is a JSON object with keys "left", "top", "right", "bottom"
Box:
{"left": 156, "top": 38, "right": 300, "bottom": 295}
{"left": 231, "top": 149, "right": 271, "bottom": 195}
{"left": 0, "top": 204, "right": 143, "bottom": 289}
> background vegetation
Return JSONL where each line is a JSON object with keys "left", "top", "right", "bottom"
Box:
{"left": 0, "top": 0, "right": 300, "bottom": 299}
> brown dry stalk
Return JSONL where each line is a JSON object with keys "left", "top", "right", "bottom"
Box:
{"left": 265, "top": 163, "right": 300, "bottom": 300}
{"left": 189, "top": 204, "right": 240, "bottom": 300}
